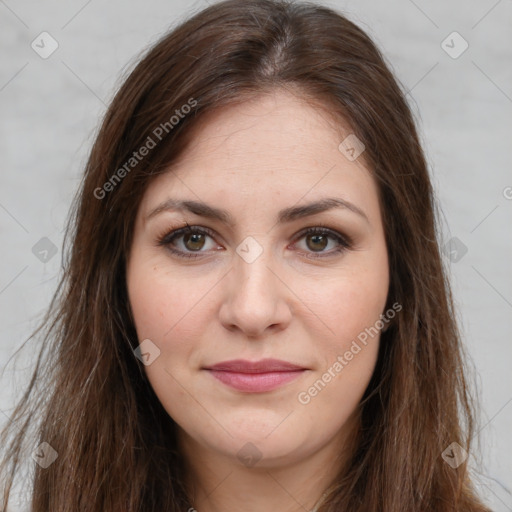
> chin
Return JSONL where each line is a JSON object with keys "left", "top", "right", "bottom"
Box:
{"left": 189, "top": 416, "right": 316, "bottom": 468}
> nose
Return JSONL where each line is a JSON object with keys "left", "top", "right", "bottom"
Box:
{"left": 218, "top": 245, "right": 293, "bottom": 338}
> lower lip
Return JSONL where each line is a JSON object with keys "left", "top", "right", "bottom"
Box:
{"left": 207, "top": 370, "right": 306, "bottom": 392}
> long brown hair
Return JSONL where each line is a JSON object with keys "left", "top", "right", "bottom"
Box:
{"left": 1, "top": 1, "right": 491, "bottom": 510}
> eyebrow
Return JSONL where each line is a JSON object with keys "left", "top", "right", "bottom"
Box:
{"left": 145, "top": 197, "right": 369, "bottom": 226}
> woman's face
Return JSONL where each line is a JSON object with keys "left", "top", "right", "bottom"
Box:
{"left": 126, "top": 90, "right": 389, "bottom": 469}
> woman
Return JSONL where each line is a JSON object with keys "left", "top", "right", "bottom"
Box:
{"left": 0, "top": 0, "right": 491, "bottom": 510}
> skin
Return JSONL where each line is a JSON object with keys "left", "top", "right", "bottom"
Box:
{"left": 126, "top": 89, "right": 389, "bottom": 512}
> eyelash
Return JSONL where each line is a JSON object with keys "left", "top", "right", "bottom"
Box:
{"left": 155, "top": 222, "right": 353, "bottom": 260}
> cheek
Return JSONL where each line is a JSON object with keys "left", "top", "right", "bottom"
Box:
{"left": 298, "top": 257, "right": 388, "bottom": 405}
{"left": 320, "top": 290, "right": 382, "bottom": 393}
{"left": 126, "top": 255, "right": 222, "bottom": 380}
{"left": 306, "top": 267, "right": 388, "bottom": 349}
{"left": 127, "top": 258, "right": 215, "bottom": 341}
{"left": 295, "top": 278, "right": 384, "bottom": 429}
{"left": 126, "top": 259, "right": 213, "bottom": 427}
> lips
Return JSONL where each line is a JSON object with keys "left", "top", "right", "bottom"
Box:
{"left": 204, "top": 358, "right": 308, "bottom": 392}
{"left": 206, "top": 359, "right": 306, "bottom": 373}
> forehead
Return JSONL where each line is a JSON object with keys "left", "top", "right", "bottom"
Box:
{"left": 138, "top": 90, "right": 379, "bottom": 224}
{"left": 171, "top": 90, "right": 357, "bottom": 169}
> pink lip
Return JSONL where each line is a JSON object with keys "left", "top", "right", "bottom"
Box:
{"left": 204, "top": 359, "right": 308, "bottom": 392}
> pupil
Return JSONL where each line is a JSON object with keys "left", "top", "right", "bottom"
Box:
{"left": 185, "top": 233, "right": 204, "bottom": 251}
{"left": 308, "top": 234, "right": 327, "bottom": 251}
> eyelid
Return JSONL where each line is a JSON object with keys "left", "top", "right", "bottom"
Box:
{"left": 292, "top": 223, "right": 353, "bottom": 246}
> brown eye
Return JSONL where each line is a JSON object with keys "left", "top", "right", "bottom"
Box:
{"left": 294, "top": 227, "right": 352, "bottom": 259}
{"left": 156, "top": 225, "right": 219, "bottom": 259}
{"left": 183, "top": 232, "right": 207, "bottom": 251}
{"left": 305, "top": 233, "right": 329, "bottom": 252}
{"left": 157, "top": 225, "right": 351, "bottom": 260}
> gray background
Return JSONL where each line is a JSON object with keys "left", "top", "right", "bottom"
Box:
{"left": 1, "top": 0, "right": 511, "bottom": 510}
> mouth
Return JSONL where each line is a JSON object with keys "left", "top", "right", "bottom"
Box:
{"left": 203, "top": 358, "right": 308, "bottom": 393}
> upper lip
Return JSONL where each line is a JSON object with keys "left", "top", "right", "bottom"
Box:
{"left": 204, "top": 358, "right": 307, "bottom": 373}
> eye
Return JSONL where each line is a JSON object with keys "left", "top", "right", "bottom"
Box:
{"left": 155, "top": 223, "right": 220, "bottom": 259}
{"left": 291, "top": 226, "right": 352, "bottom": 259}
{"left": 155, "top": 223, "right": 352, "bottom": 260}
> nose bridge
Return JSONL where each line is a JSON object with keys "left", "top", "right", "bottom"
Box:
{"left": 234, "top": 236, "right": 277, "bottom": 306}
{"left": 219, "top": 236, "right": 290, "bottom": 336}
{"left": 236, "top": 241, "right": 274, "bottom": 292}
